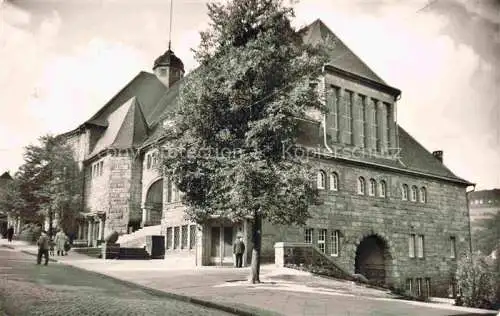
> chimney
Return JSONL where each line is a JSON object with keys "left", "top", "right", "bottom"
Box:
{"left": 432, "top": 150, "right": 443, "bottom": 163}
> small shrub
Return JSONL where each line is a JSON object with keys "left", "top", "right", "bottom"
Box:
{"left": 455, "top": 252, "right": 496, "bottom": 308}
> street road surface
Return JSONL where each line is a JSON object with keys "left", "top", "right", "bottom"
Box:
{"left": 0, "top": 248, "right": 236, "bottom": 316}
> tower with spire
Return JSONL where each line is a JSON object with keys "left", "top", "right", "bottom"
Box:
{"left": 153, "top": 0, "right": 184, "bottom": 88}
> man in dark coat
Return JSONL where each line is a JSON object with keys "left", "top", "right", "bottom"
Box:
{"left": 7, "top": 226, "right": 14, "bottom": 242}
{"left": 36, "top": 231, "right": 50, "bottom": 265}
{"left": 233, "top": 236, "right": 245, "bottom": 268}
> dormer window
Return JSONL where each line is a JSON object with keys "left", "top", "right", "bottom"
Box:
{"left": 159, "top": 67, "right": 167, "bottom": 76}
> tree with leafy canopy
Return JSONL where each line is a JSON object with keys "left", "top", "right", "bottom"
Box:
{"left": 160, "top": 0, "right": 331, "bottom": 283}
{"left": 11, "top": 135, "right": 82, "bottom": 237}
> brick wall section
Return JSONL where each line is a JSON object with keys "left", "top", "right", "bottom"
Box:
{"left": 259, "top": 157, "right": 470, "bottom": 296}
{"left": 64, "top": 130, "right": 90, "bottom": 171}
{"left": 84, "top": 157, "right": 110, "bottom": 214}
{"left": 105, "top": 153, "right": 142, "bottom": 235}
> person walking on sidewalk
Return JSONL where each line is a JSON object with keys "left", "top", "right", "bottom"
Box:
{"left": 36, "top": 231, "right": 50, "bottom": 265}
{"left": 7, "top": 226, "right": 14, "bottom": 242}
{"left": 233, "top": 236, "right": 245, "bottom": 268}
{"left": 54, "top": 229, "right": 68, "bottom": 256}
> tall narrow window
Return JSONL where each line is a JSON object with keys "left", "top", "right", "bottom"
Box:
{"left": 167, "top": 180, "right": 172, "bottom": 203}
{"left": 379, "top": 180, "right": 387, "bottom": 198}
{"left": 317, "top": 170, "right": 326, "bottom": 190}
{"left": 330, "top": 172, "right": 339, "bottom": 191}
{"left": 147, "top": 154, "right": 152, "bottom": 169}
{"left": 420, "top": 187, "right": 427, "bottom": 203}
{"left": 331, "top": 230, "right": 340, "bottom": 257}
{"left": 406, "top": 278, "right": 413, "bottom": 295}
{"left": 166, "top": 227, "right": 172, "bottom": 250}
{"left": 327, "top": 86, "right": 339, "bottom": 141}
{"left": 369, "top": 179, "right": 377, "bottom": 196}
{"left": 344, "top": 90, "right": 353, "bottom": 144}
{"left": 372, "top": 99, "right": 378, "bottom": 151}
{"left": 99, "top": 161, "right": 103, "bottom": 176}
{"left": 416, "top": 278, "right": 423, "bottom": 297}
{"left": 189, "top": 225, "right": 197, "bottom": 249}
{"left": 358, "top": 177, "right": 366, "bottom": 195}
{"left": 450, "top": 236, "right": 456, "bottom": 258}
{"left": 181, "top": 225, "right": 188, "bottom": 249}
{"left": 402, "top": 184, "right": 409, "bottom": 200}
{"left": 359, "top": 95, "right": 366, "bottom": 148}
{"left": 417, "top": 235, "right": 424, "bottom": 258}
{"left": 305, "top": 228, "right": 313, "bottom": 244}
{"left": 425, "top": 278, "right": 431, "bottom": 297}
{"left": 318, "top": 229, "right": 327, "bottom": 253}
{"left": 385, "top": 103, "right": 391, "bottom": 149}
{"left": 173, "top": 226, "right": 180, "bottom": 249}
{"left": 409, "top": 234, "right": 416, "bottom": 258}
{"left": 411, "top": 186, "right": 418, "bottom": 202}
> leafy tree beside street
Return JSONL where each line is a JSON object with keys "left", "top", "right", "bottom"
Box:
{"left": 0, "top": 135, "right": 82, "bottom": 238}
{"left": 160, "top": 0, "right": 332, "bottom": 283}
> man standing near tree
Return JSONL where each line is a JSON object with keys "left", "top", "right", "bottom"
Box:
{"left": 233, "top": 236, "right": 245, "bottom": 268}
{"left": 36, "top": 230, "right": 50, "bottom": 265}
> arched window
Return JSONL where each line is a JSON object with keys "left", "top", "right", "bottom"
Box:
{"left": 358, "top": 177, "right": 366, "bottom": 195}
{"left": 369, "top": 179, "right": 377, "bottom": 196}
{"left": 317, "top": 170, "right": 326, "bottom": 190}
{"left": 330, "top": 172, "right": 339, "bottom": 191}
{"left": 419, "top": 187, "right": 427, "bottom": 203}
{"left": 401, "top": 184, "right": 409, "bottom": 200}
{"left": 379, "top": 180, "right": 387, "bottom": 198}
{"left": 411, "top": 185, "right": 418, "bottom": 202}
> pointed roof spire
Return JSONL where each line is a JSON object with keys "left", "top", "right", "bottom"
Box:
{"left": 168, "top": 0, "right": 173, "bottom": 50}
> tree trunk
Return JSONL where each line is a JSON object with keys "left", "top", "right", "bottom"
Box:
{"left": 250, "top": 213, "right": 262, "bottom": 284}
{"left": 49, "top": 208, "right": 53, "bottom": 239}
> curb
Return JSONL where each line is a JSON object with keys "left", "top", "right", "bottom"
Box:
{"left": 15, "top": 246, "right": 269, "bottom": 316}
{"left": 68, "top": 266, "right": 270, "bottom": 316}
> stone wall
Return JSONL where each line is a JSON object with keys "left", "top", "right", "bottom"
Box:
{"left": 103, "top": 152, "right": 142, "bottom": 235}
{"left": 259, "top": 157, "right": 470, "bottom": 297}
{"left": 63, "top": 130, "right": 90, "bottom": 171}
{"left": 84, "top": 156, "right": 110, "bottom": 215}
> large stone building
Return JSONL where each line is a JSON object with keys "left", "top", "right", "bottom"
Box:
{"left": 61, "top": 19, "right": 472, "bottom": 297}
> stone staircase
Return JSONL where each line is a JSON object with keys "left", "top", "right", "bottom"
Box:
{"left": 275, "top": 242, "right": 355, "bottom": 282}
{"left": 117, "top": 225, "right": 161, "bottom": 248}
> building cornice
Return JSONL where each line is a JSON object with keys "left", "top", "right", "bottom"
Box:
{"left": 324, "top": 64, "right": 402, "bottom": 99}
{"left": 305, "top": 146, "right": 473, "bottom": 186}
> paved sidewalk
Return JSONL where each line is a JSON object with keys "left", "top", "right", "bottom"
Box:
{"left": 2, "top": 238, "right": 498, "bottom": 316}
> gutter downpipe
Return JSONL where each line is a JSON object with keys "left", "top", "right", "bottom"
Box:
{"left": 465, "top": 184, "right": 476, "bottom": 256}
{"left": 321, "top": 65, "right": 334, "bottom": 154}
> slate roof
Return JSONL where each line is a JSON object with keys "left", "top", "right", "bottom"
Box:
{"left": 300, "top": 19, "right": 386, "bottom": 85}
{"left": 74, "top": 19, "right": 470, "bottom": 185}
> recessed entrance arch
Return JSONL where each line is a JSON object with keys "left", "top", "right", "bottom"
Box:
{"left": 354, "top": 235, "right": 392, "bottom": 286}
{"left": 143, "top": 179, "right": 163, "bottom": 226}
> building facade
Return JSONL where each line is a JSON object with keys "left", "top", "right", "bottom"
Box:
{"left": 60, "top": 19, "right": 472, "bottom": 297}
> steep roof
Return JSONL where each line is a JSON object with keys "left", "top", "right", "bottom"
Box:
{"left": 88, "top": 97, "right": 148, "bottom": 158}
{"left": 301, "top": 19, "right": 386, "bottom": 85}
{"left": 86, "top": 71, "right": 167, "bottom": 127}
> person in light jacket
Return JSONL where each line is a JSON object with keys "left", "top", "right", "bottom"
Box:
{"left": 54, "top": 229, "right": 68, "bottom": 256}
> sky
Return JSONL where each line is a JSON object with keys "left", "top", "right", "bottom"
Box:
{"left": 0, "top": 0, "right": 499, "bottom": 190}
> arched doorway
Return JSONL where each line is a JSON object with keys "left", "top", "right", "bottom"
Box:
{"left": 354, "top": 235, "right": 391, "bottom": 286}
{"left": 144, "top": 179, "right": 163, "bottom": 226}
